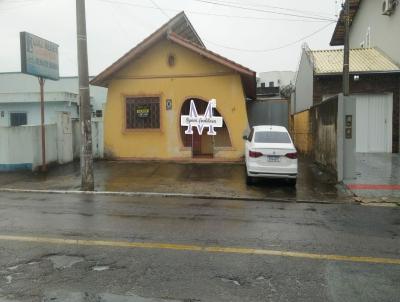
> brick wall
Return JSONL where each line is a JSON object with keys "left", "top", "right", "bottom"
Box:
{"left": 313, "top": 74, "right": 400, "bottom": 153}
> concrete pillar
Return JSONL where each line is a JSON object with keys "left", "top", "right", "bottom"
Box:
{"left": 337, "top": 94, "right": 357, "bottom": 182}
{"left": 56, "top": 112, "right": 73, "bottom": 164}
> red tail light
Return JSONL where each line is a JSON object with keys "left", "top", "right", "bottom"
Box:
{"left": 285, "top": 152, "right": 297, "bottom": 159}
{"left": 249, "top": 150, "right": 263, "bottom": 158}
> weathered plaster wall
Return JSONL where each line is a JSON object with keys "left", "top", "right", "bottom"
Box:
{"left": 104, "top": 39, "right": 249, "bottom": 160}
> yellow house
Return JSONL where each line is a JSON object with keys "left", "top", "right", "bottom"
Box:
{"left": 91, "top": 12, "right": 256, "bottom": 161}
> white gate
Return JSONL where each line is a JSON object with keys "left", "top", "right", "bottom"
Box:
{"left": 355, "top": 94, "right": 392, "bottom": 153}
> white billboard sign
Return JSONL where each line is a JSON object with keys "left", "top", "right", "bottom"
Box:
{"left": 20, "top": 32, "right": 59, "bottom": 80}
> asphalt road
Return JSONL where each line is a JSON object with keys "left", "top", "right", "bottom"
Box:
{"left": 0, "top": 192, "right": 399, "bottom": 302}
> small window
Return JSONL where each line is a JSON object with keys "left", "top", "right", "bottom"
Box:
{"left": 126, "top": 97, "right": 160, "bottom": 129}
{"left": 10, "top": 112, "right": 27, "bottom": 127}
{"left": 95, "top": 110, "right": 103, "bottom": 118}
{"left": 254, "top": 131, "right": 291, "bottom": 143}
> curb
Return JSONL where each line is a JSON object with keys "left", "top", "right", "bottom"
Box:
{"left": 0, "top": 188, "right": 350, "bottom": 205}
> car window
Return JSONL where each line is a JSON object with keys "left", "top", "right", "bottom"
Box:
{"left": 254, "top": 131, "right": 291, "bottom": 143}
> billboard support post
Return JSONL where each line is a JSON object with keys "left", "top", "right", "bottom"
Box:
{"left": 20, "top": 31, "right": 59, "bottom": 173}
{"left": 38, "top": 77, "right": 46, "bottom": 172}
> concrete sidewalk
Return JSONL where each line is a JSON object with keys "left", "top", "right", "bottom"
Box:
{"left": 0, "top": 157, "right": 351, "bottom": 203}
{"left": 344, "top": 153, "right": 400, "bottom": 206}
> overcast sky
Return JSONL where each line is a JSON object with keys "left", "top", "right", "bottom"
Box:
{"left": 0, "top": 0, "right": 342, "bottom": 76}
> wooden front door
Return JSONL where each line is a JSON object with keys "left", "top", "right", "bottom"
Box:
{"left": 192, "top": 128, "right": 202, "bottom": 156}
{"left": 181, "top": 98, "right": 215, "bottom": 158}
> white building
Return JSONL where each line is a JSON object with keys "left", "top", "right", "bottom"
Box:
{"left": 0, "top": 92, "right": 79, "bottom": 126}
{"left": 0, "top": 72, "right": 107, "bottom": 127}
{"left": 257, "top": 71, "right": 295, "bottom": 88}
{"left": 330, "top": 0, "right": 400, "bottom": 64}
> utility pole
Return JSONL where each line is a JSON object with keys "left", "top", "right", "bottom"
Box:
{"left": 76, "top": 0, "right": 94, "bottom": 191}
{"left": 39, "top": 77, "right": 46, "bottom": 172}
{"left": 343, "top": 0, "right": 350, "bottom": 96}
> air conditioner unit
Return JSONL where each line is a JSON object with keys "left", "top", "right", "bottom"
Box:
{"left": 382, "top": 0, "right": 395, "bottom": 15}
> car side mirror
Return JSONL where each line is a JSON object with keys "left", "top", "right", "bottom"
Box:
{"left": 242, "top": 135, "right": 248, "bottom": 140}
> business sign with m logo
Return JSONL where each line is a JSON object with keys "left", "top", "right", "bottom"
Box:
{"left": 180, "top": 99, "right": 223, "bottom": 135}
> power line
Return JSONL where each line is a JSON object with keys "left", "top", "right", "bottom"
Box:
{"left": 148, "top": 0, "right": 169, "bottom": 19}
{"left": 95, "top": 0, "right": 333, "bottom": 23}
{"left": 193, "top": 0, "right": 337, "bottom": 21}
{"left": 93, "top": 0, "right": 336, "bottom": 54}
{"left": 203, "top": 21, "right": 336, "bottom": 52}
{"left": 198, "top": 0, "right": 336, "bottom": 19}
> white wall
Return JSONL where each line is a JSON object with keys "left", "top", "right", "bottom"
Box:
{"left": 0, "top": 101, "right": 78, "bottom": 127}
{"left": 0, "top": 124, "right": 58, "bottom": 171}
{"left": 0, "top": 113, "right": 104, "bottom": 171}
{"left": 294, "top": 49, "right": 314, "bottom": 113}
{"left": 0, "top": 73, "right": 107, "bottom": 111}
{"left": 257, "top": 71, "right": 295, "bottom": 87}
{"left": 349, "top": 0, "right": 400, "bottom": 64}
{"left": 72, "top": 118, "right": 104, "bottom": 159}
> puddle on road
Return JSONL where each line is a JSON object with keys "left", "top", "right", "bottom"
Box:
{"left": 92, "top": 265, "right": 110, "bottom": 271}
{"left": 47, "top": 255, "right": 84, "bottom": 269}
{"left": 5, "top": 275, "right": 12, "bottom": 284}
{"left": 219, "top": 277, "right": 241, "bottom": 286}
{"left": 7, "top": 265, "right": 19, "bottom": 271}
{"left": 43, "top": 291, "right": 187, "bottom": 301}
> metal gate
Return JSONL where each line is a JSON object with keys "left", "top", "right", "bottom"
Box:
{"left": 355, "top": 94, "right": 392, "bottom": 153}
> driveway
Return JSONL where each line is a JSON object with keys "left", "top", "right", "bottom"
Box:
{"left": 0, "top": 157, "right": 351, "bottom": 203}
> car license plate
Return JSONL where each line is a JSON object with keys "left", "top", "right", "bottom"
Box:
{"left": 267, "top": 155, "right": 280, "bottom": 162}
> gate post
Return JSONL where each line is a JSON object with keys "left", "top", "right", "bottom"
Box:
{"left": 337, "top": 93, "right": 357, "bottom": 182}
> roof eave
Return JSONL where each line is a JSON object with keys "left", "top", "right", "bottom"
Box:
{"left": 315, "top": 70, "right": 400, "bottom": 76}
{"left": 330, "top": 0, "right": 362, "bottom": 46}
{"left": 90, "top": 11, "right": 203, "bottom": 87}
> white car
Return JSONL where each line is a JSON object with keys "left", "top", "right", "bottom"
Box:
{"left": 244, "top": 125, "right": 298, "bottom": 185}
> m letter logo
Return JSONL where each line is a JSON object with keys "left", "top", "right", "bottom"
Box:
{"left": 180, "top": 99, "right": 223, "bottom": 136}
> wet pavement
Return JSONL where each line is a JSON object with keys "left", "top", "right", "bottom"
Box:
{"left": 0, "top": 157, "right": 351, "bottom": 203}
{"left": 344, "top": 153, "right": 400, "bottom": 203}
{"left": 0, "top": 191, "right": 399, "bottom": 301}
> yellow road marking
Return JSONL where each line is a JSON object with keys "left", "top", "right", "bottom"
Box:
{"left": 0, "top": 234, "right": 399, "bottom": 265}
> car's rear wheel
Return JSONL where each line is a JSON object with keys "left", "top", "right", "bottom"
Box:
{"left": 288, "top": 178, "right": 297, "bottom": 186}
{"left": 245, "top": 166, "right": 254, "bottom": 185}
{"left": 246, "top": 175, "right": 254, "bottom": 185}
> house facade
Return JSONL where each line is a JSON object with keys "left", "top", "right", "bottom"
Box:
{"left": 293, "top": 46, "right": 400, "bottom": 153}
{"left": 330, "top": 0, "right": 400, "bottom": 64}
{"left": 91, "top": 12, "right": 256, "bottom": 161}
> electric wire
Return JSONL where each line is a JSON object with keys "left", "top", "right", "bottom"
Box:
{"left": 95, "top": 0, "right": 338, "bottom": 22}
{"left": 203, "top": 21, "right": 336, "bottom": 52}
{"left": 199, "top": 0, "right": 336, "bottom": 19}
{"left": 193, "top": 0, "right": 337, "bottom": 21}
